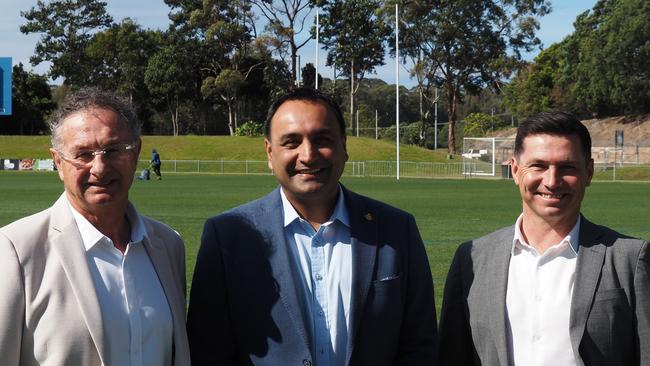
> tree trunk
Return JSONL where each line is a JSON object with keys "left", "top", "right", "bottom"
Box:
{"left": 227, "top": 101, "right": 235, "bottom": 136}
{"left": 350, "top": 60, "right": 355, "bottom": 134}
{"left": 419, "top": 87, "right": 425, "bottom": 141}
{"left": 446, "top": 86, "right": 458, "bottom": 154}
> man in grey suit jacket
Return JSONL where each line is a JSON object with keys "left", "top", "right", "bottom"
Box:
{"left": 438, "top": 112, "right": 649, "bottom": 366}
{"left": 187, "top": 88, "right": 437, "bottom": 365}
{"left": 0, "top": 88, "right": 190, "bottom": 366}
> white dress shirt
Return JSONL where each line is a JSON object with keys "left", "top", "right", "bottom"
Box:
{"left": 281, "top": 187, "right": 352, "bottom": 366}
{"left": 68, "top": 199, "right": 173, "bottom": 366}
{"left": 506, "top": 214, "right": 581, "bottom": 366}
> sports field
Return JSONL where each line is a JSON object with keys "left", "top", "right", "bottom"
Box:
{"left": 1, "top": 171, "right": 648, "bottom": 310}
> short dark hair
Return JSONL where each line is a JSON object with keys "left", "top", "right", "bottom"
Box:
{"left": 514, "top": 111, "right": 592, "bottom": 162}
{"left": 49, "top": 87, "right": 140, "bottom": 149}
{"left": 264, "top": 87, "right": 346, "bottom": 138}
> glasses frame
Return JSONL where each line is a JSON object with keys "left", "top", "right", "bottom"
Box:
{"left": 56, "top": 143, "right": 137, "bottom": 168}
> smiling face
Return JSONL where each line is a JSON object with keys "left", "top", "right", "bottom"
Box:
{"left": 50, "top": 107, "right": 141, "bottom": 217}
{"left": 512, "top": 133, "right": 594, "bottom": 228}
{"left": 265, "top": 99, "right": 348, "bottom": 208}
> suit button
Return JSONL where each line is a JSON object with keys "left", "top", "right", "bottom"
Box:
{"left": 303, "top": 359, "right": 312, "bottom": 366}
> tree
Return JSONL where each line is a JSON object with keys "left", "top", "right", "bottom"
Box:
{"left": 0, "top": 64, "right": 55, "bottom": 135}
{"left": 316, "top": 0, "right": 390, "bottom": 134}
{"left": 301, "top": 63, "right": 322, "bottom": 89}
{"left": 86, "top": 18, "right": 163, "bottom": 103}
{"left": 252, "top": 0, "right": 314, "bottom": 82}
{"left": 393, "top": 0, "right": 550, "bottom": 154}
{"left": 20, "top": 0, "right": 113, "bottom": 86}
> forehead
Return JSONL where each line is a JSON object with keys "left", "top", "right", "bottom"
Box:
{"left": 270, "top": 100, "right": 340, "bottom": 136}
{"left": 59, "top": 107, "right": 129, "bottom": 145}
{"left": 519, "top": 133, "right": 584, "bottom": 160}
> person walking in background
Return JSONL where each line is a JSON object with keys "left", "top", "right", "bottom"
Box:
{"left": 187, "top": 87, "right": 438, "bottom": 366}
{"left": 151, "top": 148, "right": 162, "bottom": 180}
{"left": 0, "top": 88, "right": 190, "bottom": 366}
{"left": 438, "top": 112, "right": 649, "bottom": 366}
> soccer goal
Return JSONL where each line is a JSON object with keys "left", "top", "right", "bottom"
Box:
{"left": 462, "top": 137, "right": 515, "bottom": 177}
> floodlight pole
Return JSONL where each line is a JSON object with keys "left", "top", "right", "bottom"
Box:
{"left": 434, "top": 87, "right": 439, "bottom": 150}
{"left": 315, "top": 8, "right": 320, "bottom": 90}
{"left": 396, "top": 3, "right": 400, "bottom": 180}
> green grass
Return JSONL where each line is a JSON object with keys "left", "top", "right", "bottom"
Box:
{"left": 1, "top": 171, "right": 648, "bottom": 312}
{"left": 0, "top": 135, "right": 453, "bottom": 162}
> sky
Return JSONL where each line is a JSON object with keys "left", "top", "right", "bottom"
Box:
{"left": 0, "top": 0, "right": 597, "bottom": 87}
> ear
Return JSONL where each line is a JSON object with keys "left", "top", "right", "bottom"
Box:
{"left": 511, "top": 156, "right": 520, "bottom": 185}
{"left": 50, "top": 148, "right": 65, "bottom": 181}
{"left": 133, "top": 138, "right": 142, "bottom": 160}
{"left": 264, "top": 138, "right": 273, "bottom": 171}
{"left": 342, "top": 135, "right": 349, "bottom": 161}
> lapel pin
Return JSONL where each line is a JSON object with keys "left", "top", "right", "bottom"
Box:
{"left": 364, "top": 213, "right": 373, "bottom": 221}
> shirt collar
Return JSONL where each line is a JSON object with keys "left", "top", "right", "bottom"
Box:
{"left": 66, "top": 195, "right": 148, "bottom": 251}
{"left": 280, "top": 185, "right": 350, "bottom": 228}
{"left": 512, "top": 214, "right": 581, "bottom": 255}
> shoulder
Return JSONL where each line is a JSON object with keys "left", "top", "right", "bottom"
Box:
{"left": 141, "top": 215, "right": 184, "bottom": 249}
{"left": 0, "top": 206, "right": 55, "bottom": 249}
{"left": 455, "top": 225, "right": 514, "bottom": 260}
{"left": 206, "top": 190, "right": 279, "bottom": 226}
{"left": 343, "top": 188, "right": 414, "bottom": 221}
{"left": 582, "top": 219, "right": 647, "bottom": 255}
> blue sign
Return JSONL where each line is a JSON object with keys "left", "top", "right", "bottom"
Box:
{"left": 0, "top": 57, "right": 12, "bottom": 116}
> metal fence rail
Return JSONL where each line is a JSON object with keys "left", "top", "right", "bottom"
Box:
{"left": 137, "top": 160, "right": 650, "bottom": 181}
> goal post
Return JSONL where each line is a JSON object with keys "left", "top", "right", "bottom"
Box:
{"left": 462, "top": 137, "right": 515, "bottom": 177}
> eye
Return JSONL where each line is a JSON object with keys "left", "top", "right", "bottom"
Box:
{"left": 74, "top": 151, "right": 94, "bottom": 162}
{"left": 103, "top": 146, "right": 120, "bottom": 157}
{"left": 281, "top": 139, "right": 300, "bottom": 148}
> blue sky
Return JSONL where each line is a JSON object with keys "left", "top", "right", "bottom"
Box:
{"left": 1, "top": 0, "right": 596, "bottom": 87}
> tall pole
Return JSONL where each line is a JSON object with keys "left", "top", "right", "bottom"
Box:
{"left": 375, "top": 109, "right": 378, "bottom": 139}
{"left": 434, "top": 87, "right": 438, "bottom": 150}
{"left": 315, "top": 8, "right": 320, "bottom": 90}
{"left": 395, "top": 3, "right": 400, "bottom": 180}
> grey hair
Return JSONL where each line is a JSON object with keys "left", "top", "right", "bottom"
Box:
{"left": 49, "top": 87, "right": 141, "bottom": 149}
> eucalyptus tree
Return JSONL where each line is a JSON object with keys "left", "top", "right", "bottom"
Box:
{"left": 20, "top": 0, "right": 113, "bottom": 86}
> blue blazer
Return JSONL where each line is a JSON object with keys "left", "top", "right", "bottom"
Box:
{"left": 187, "top": 186, "right": 437, "bottom": 366}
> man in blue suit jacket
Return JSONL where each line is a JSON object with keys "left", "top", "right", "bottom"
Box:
{"left": 187, "top": 88, "right": 437, "bottom": 366}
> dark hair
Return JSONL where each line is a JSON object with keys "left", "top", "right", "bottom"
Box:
{"left": 514, "top": 111, "right": 591, "bottom": 161}
{"left": 49, "top": 87, "right": 140, "bottom": 149}
{"left": 264, "top": 87, "right": 346, "bottom": 138}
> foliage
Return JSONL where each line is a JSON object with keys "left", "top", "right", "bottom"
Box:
{"left": 301, "top": 63, "right": 322, "bottom": 89}
{"left": 0, "top": 64, "right": 56, "bottom": 135}
{"left": 20, "top": 0, "right": 113, "bottom": 86}
{"left": 392, "top": 0, "right": 551, "bottom": 154}
{"left": 235, "top": 121, "right": 265, "bottom": 137}
{"left": 316, "top": 0, "right": 391, "bottom": 133}
{"left": 462, "top": 113, "right": 508, "bottom": 137}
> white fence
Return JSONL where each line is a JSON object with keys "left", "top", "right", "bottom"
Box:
{"left": 138, "top": 160, "right": 469, "bottom": 179}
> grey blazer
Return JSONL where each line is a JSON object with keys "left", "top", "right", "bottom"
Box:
{"left": 187, "top": 185, "right": 438, "bottom": 366}
{"left": 0, "top": 193, "right": 191, "bottom": 366}
{"left": 438, "top": 216, "right": 649, "bottom": 366}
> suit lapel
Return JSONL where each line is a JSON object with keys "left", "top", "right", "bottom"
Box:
{"left": 49, "top": 194, "right": 108, "bottom": 364}
{"left": 569, "top": 217, "right": 606, "bottom": 360}
{"left": 260, "top": 188, "right": 312, "bottom": 354}
{"left": 343, "top": 188, "right": 378, "bottom": 364}
{"left": 486, "top": 226, "right": 514, "bottom": 366}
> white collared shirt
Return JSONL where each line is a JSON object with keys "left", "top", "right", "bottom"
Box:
{"left": 505, "top": 214, "right": 581, "bottom": 366}
{"left": 281, "top": 187, "right": 352, "bottom": 366}
{"left": 68, "top": 199, "right": 173, "bottom": 366}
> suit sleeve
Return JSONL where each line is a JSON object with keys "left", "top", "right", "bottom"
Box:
{"left": 395, "top": 215, "right": 438, "bottom": 365}
{"left": 636, "top": 241, "right": 650, "bottom": 365}
{"left": 0, "top": 232, "right": 23, "bottom": 366}
{"left": 438, "top": 243, "right": 478, "bottom": 366}
{"left": 186, "top": 219, "right": 238, "bottom": 366}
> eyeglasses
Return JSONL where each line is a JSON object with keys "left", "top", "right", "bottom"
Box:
{"left": 57, "top": 143, "right": 136, "bottom": 168}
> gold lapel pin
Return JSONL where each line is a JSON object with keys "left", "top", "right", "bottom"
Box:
{"left": 364, "top": 213, "right": 373, "bottom": 221}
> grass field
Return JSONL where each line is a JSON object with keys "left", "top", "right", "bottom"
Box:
{"left": 1, "top": 171, "right": 649, "bottom": 311}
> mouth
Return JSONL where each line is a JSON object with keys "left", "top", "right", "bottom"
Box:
{"left": 537, "top": 192, "right": 566, "bottom": 200}
{"left": 296, "top": 168, "right": 323, "bottom": 175}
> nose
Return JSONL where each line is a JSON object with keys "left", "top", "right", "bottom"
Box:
{"left": 543, "top": 166, "right": 561, "bottom": 188}
{"left": 298, "top": 140, "right": 318, "bottom": 163}
{"left": 89, "top": 153, "right": 110, "bottom": 176}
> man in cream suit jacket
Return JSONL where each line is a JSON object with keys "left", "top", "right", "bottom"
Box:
{"left": 438, "top": 112, "right": 649, "bottom": 366}
{"left": 0, "top": 88, "right": 190, "bottom": 366}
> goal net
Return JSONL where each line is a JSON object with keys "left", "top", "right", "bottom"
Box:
{"left": 462, "top": 137, "right": 515, "bottom": 177}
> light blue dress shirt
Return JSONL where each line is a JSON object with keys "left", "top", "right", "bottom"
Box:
{"left": 280, "top": 187, "right": 352, "bottom": 366}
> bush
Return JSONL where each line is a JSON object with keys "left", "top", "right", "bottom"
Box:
{"left": 235, "top": 121, "right": 264, "bottom": 137}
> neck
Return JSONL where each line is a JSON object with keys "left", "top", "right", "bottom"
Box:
{"left": 73, "top": 199, "right": 132, "bottom": 253}
{"left": 285, "top": 191, "right": 339, "bottom": 231}
{"left": 520, "top": 213, "right": 578, "bottom": 254}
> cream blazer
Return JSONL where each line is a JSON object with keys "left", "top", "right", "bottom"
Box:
{"left": 0, "top": 193, "right": 191, "bottom": 366}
